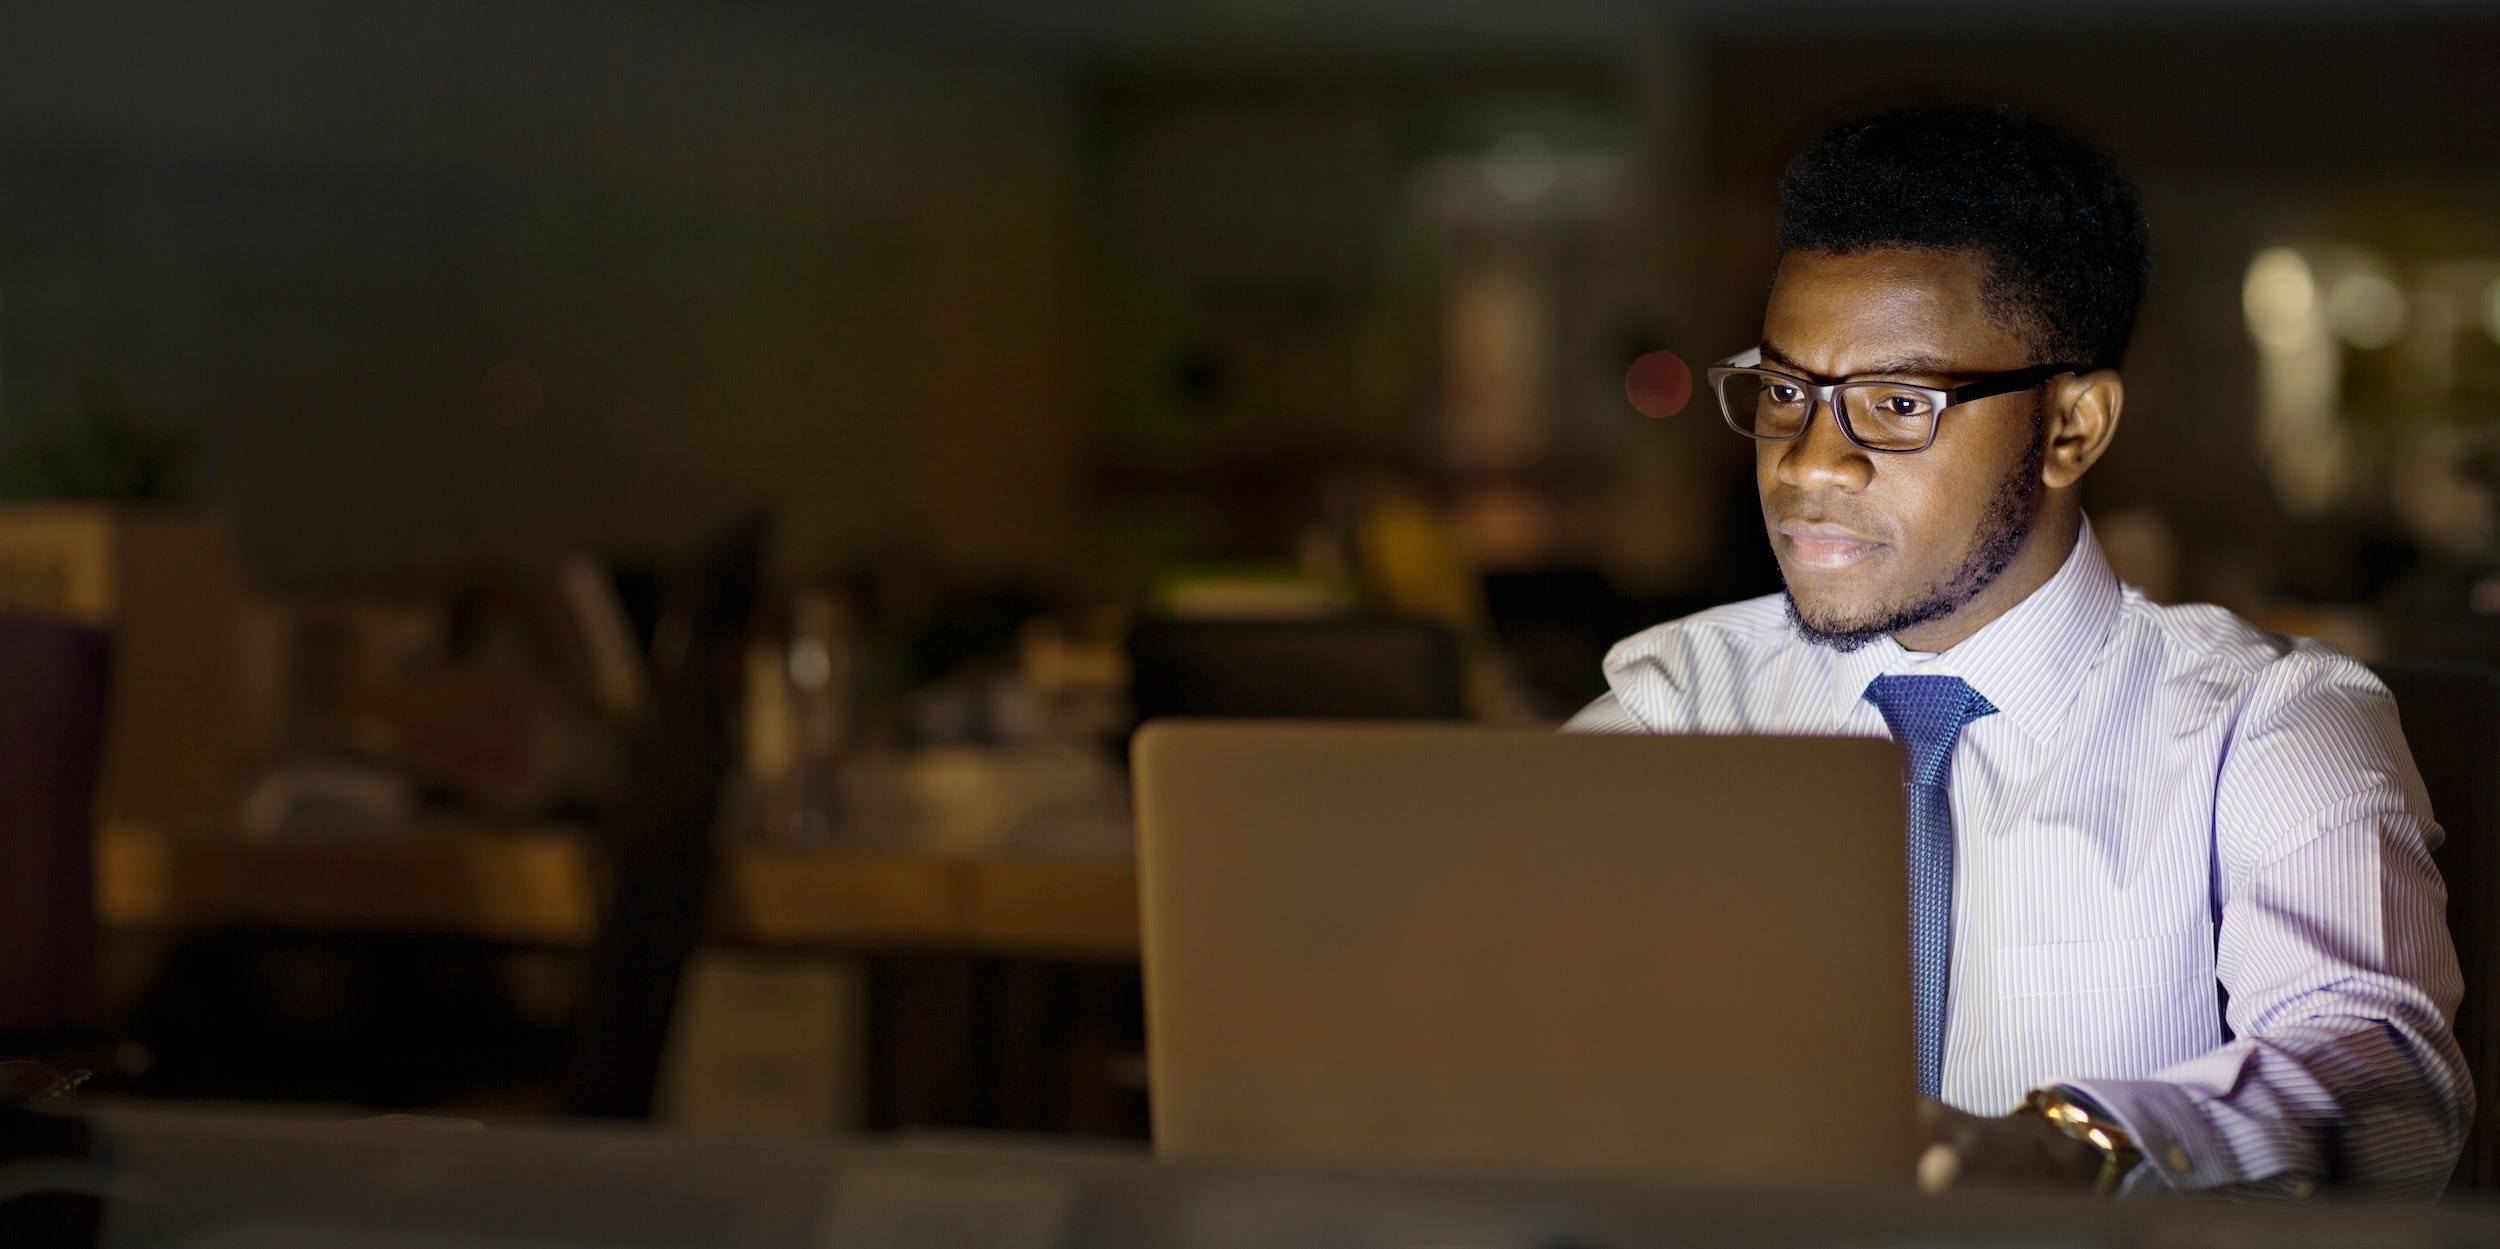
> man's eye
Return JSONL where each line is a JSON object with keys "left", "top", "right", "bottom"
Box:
{"left": 1767, "top": 384, "right": 1805, "bottom": 405}
{"left": 1877, "top": 394, "right": 1933, "bottom": 418}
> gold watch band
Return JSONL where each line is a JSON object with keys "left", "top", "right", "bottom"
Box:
{"left": 2024, "top": 1087, "right": 2144, "bottom": 1198}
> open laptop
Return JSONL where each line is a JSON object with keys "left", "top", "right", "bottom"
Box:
{"left": 1133, "top": 720, "right": 1912, "bottom": 1188}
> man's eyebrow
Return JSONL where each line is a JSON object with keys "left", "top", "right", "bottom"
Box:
{"left": 1756, "top": 342, "right": 1815, "bottom": 376}
{"left": 1758, "top": 341, "right": 1963, "bottom": 382}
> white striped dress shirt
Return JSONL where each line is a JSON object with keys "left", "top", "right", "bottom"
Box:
{"left": 1566, "top": 518, "right": 2471, "bottom": 1196}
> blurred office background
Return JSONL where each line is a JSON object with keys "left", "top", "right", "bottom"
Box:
{"left": 2, "top": 0, "right": 2498, "bottom": 1141}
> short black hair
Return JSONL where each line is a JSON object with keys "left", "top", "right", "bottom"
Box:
{"left": 1776, "top": 105, "right": 2152, "bottom": 372}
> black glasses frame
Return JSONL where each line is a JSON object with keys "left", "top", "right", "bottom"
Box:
{"left": 1705, "top": 346, "right": 2083, "bottom": 454}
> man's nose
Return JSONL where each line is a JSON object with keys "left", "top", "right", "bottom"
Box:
{"left": 1772, "top": 398, "right": 1873, "bottom": 492}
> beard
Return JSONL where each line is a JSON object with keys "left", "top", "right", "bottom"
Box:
{"left": 1783, "top": 417, "right": 2046, "bottom": 654}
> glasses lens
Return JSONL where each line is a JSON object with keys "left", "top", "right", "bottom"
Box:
{"left": 1718, "top": 371, "right": 1811, "bottom": 439}
{"left": 1838, "top": 384, "right": 1939, "bottom": 451}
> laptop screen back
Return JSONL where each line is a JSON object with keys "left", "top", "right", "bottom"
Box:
{"left": 1134, "top": 721, "right": 1912, "bottom": 1187}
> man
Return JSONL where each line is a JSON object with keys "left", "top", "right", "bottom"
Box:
{"left": 1570, "top": 106, "right": 2470, "bottom": 1198}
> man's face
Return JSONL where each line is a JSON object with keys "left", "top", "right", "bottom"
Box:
{"left": 1755, "top": 247, "right": 2046, "bottom": 651}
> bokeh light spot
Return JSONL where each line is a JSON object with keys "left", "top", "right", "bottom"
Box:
{"left": 2243, "top": 246, "right": 2318, "bottom": 350}
{"left": 481, "top": 360, "right": 544, "bottom": 427}
{"left": 1624, "top": 350, "right": 1692, "bottom": 419}
{"left": 2325, "top": 270, "right": 2405, "bottom": 349}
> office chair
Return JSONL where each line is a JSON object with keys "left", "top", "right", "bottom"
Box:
{"left": 1127, "top": 618, "right": 1467, "bottom": 724}
{"left": 2372, "top": 659, "right": 2500, "bottom": 1194}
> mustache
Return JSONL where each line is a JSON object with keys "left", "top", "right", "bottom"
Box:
{"left": 1762, "top": 494, "right": 1886, "bottom": 540}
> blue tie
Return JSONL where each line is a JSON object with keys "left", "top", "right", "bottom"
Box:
{"left": 1862, "top": 673, "right": 1997, "bottom": 1099}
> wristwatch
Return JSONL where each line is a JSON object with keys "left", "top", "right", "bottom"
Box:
{"left": 2024, "top": 1086, "right": 2143, "bottom": 1197}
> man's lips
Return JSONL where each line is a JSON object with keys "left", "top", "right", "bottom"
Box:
{"left": 1775, "top": 521, "right": 1885, "bottom": 569}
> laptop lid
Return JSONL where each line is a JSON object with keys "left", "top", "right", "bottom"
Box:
{"left": 1134, "top": 720, "right": 1912, "bottom": 1187}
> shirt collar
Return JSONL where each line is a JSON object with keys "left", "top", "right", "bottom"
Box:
{"left": 1809, "top": 516, "right": 2123, "bottom": 744}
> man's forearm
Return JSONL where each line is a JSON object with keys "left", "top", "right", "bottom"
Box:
{"left": 2063, "top": 1017, "right": 2470, "bottom": 1196}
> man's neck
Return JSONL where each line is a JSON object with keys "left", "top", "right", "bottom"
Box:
{"left": 1889, "top": 505, "right": 2083, "bottom": 654}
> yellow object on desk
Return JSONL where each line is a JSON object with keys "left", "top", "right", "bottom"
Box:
{"left": 96, "top": 822, "right": 1140, "bottom": 959}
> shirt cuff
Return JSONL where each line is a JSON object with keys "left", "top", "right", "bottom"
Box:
{"left": 2052, "top": 1078, "right": 2248, "bottom": 1193}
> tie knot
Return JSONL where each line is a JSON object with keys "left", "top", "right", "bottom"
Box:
{"left": 1862, "top": 673, "right": 1996, "bottom": 788}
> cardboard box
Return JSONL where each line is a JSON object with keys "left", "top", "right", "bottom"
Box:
{"left": 0, "top": 504, "right": 238, "bottom": 825}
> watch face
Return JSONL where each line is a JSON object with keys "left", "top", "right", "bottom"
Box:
{"left": 2027, "top": 1089, "right": 2140, "bottom": 1196}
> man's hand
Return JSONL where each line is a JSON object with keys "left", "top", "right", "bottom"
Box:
{"left": 1915, "top": 1097, "right": 2108, "bottom": 1195}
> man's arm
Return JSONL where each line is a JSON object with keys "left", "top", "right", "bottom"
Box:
{"left": 2057, "top": 653, "right": 2472, "bottom": 1197}
{"left": 1563, "top": 691, "right": 1646, "bottom": 734}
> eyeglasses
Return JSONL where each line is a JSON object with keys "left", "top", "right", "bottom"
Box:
{"left": 1706, "top": 346, "right": 2081, "bottom": 454}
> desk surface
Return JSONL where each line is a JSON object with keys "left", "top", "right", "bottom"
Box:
{"left": 98, "top": 823, "right": 1141, "bottom": 959}
{"left": 77, "top": 1103, "right": 2500, "bottom": 1248}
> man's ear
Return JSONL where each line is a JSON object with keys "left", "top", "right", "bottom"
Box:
{"left": 2042, "top": 370, "right": 2122, "bottom": 489}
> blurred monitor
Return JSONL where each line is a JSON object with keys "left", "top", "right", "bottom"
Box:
{"left": 1132, "top": 721, "right": 1913, "bottom": 1188}
{"left": 1127, "top": 619, "right": 1466, "bottom": 723}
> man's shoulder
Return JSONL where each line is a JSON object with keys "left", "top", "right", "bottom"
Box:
{"left": 2119, "top": 597, "right": 2397, "bottom": 737}
{"left": 1600, "top": 593, "right": 1794, "bottom": 677}
{"left": 2123, "top": 599, "right": 2430, "bottom": 866}
{"left": 1581, "top": 594, "right": 1802, "bottom": 733}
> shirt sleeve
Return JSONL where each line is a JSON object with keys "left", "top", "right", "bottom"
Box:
{"left": 1561, "top": 691, "right": 1648, "bottom": 734}
{"left": 2060, "top": 649, "right": 2473, "bottom": 1198}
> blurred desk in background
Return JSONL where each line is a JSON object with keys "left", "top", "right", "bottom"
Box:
{"left": 97, "top": 822, "right": 1141, "bottom": 960}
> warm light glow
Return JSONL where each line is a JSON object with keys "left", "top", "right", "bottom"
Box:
{"left": 2326, "top": 270, "right": 2406, "bottom": 349}
{"left": 2274, "top": 434, "right": 2349, "bottom": 515}
{"left": 2246, "top": 245, "right": 2343, "bottom": 515}
{"left": 2485, "top": 278, "right": 2500, "bottom": 346}
{"left": 1624, "top": 350, "right": 1692, "bottom": 418}
{"left": 2243, "top": 247, "right": 2318, "bottom": 351}
{"left": 1481, "top": 131, "right": 1560, "bottom": 206}
{"left": 2400, "top": 286, "right": 2460, "bottom": 403}
{"left": 2470, "top": 578, "right": 2500, "bottom": 615}
{"left": 788, "top": 640, "right": 831, "bottom": 687}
